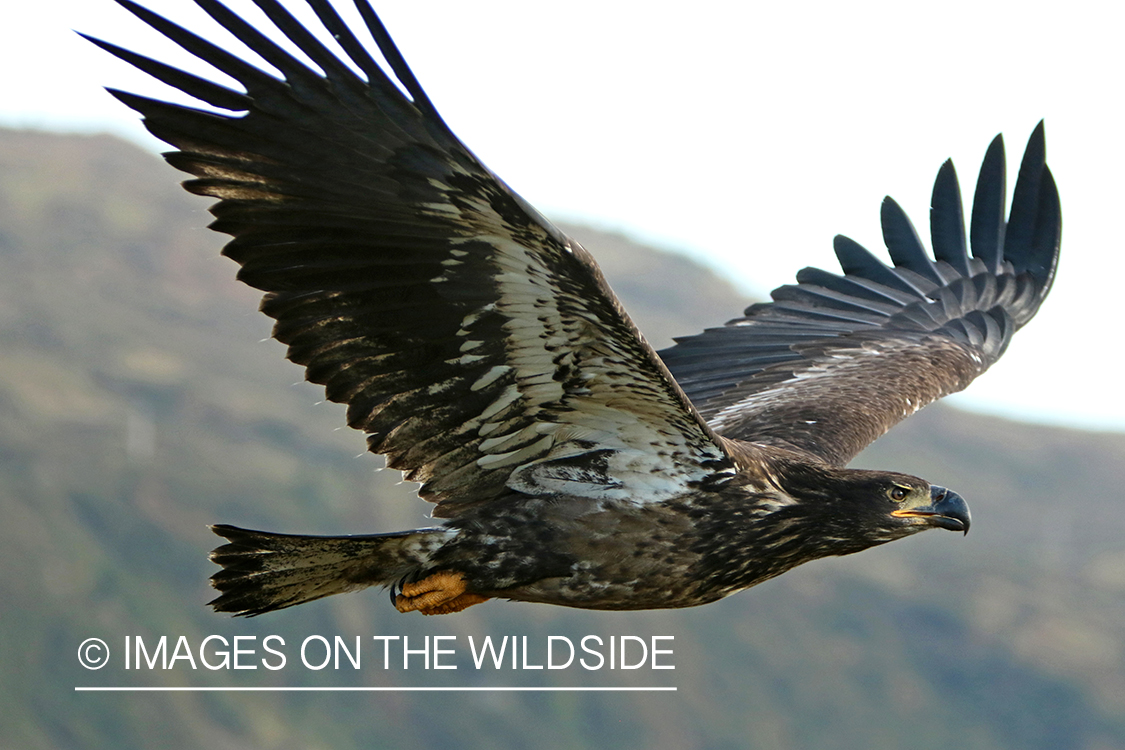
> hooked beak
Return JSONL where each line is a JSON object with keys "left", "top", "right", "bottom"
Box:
{"left": 892, "top": 485, "right": 971, "bottom": 535}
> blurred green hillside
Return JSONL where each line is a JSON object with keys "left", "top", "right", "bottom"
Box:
{"left": 2, "top": 129, "right": 1124, "bottom": 749}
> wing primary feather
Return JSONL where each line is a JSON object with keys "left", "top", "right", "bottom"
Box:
{"left": 880, "top": 197, "right": 944, "bottom": 284}
{"left": 970, "top": 133, "right": 1006, "bottom": 274}
{"left": 929, "top": 159, "right": 971, "bottom": 276}
{"left": 1029, "top": 166, "right": 1062, "bottom": 285}
{"left": 81, "top": 33, "right": 251, "bottom": 111}
{"left": 189, "top": 0, "right": 326, "bottom": 87}
{"left": 351, "top": 0, "right": 443, "bottom": 123}
{"left": 105, "top": 88, "right": 254, "bottom": 150}
{"left": 832, "top": 235, "right": 929, "bottom": 297}
{"left": 1006, "top": 121, "right": 1060, "bottom": 288}
{"left": 112, "top": 0, "right": 280, "bottom": 93}
{"left": 304, "top": 0, "right": 385, "bottom": 81}
{"left": 1004, "top": 121, "right": 1046, "bottom": 270}
{"left": 244, "top": 0, "right": 363, "bottom": 83}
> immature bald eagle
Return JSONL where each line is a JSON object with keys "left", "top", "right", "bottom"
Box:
{"left": 90, "top": 0, "right": 1060, "bottom": 616}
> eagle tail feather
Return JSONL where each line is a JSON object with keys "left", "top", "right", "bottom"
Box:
{"left": 207, "top": 523, "right": 449, "bottom": 616}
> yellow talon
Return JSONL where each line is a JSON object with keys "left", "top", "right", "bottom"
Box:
{"left": 394, "top": 570, "right": 490, "bottom": 615}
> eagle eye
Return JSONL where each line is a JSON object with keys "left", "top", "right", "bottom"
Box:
{"left": 888, "top": 486, "right": 909, "bottom": 502}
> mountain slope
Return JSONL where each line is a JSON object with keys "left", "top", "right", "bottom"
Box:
{"left": 2, "top": 129, "right": 1123, "bottom": 750}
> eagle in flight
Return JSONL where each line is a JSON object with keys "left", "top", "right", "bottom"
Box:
{"left": 90, "top": 0, "right": 1060, "bottom": 616}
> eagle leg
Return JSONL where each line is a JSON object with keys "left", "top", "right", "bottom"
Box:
{"left": 395, "top": 570, "right": 490, "bottom": 615}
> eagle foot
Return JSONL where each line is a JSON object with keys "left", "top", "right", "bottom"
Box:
{"left": 394, "top": 570, "right": 490, "bottom": 615}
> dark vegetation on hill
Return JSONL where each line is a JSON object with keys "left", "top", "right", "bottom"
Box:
{"left": 2, "top": 129, "right": 1123, "bottom": 749}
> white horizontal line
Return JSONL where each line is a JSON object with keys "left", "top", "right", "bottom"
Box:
{"left": 75, "top": 686, "right": 676, "bottom": 692}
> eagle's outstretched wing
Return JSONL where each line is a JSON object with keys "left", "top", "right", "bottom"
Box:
{"left": 659, "top": 124, "right": 1060, "bottom": 467}
{"left": 88, "top": 0, "right": 730, "bottom": 516}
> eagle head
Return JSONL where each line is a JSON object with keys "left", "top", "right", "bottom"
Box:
{"left": 769, "top": 464, "right": 972, "bottom": 557}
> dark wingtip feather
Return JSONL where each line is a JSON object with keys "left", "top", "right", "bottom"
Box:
{"left": 881, "top": 196, "right": 942, "bottom": 284}
{"left": 970, "top": 134, "right": 1006, "bottom": 273}
{"left": 1004, "top": 121, "right": 1049, "bottom": 273}
{"left": 833, "top": 234, "right": 925, "bottom": 296}
{"left": 103, "top": 87, "right": 159, "bottom": 115}
{"left": 352, "top": 0, "right": 442, "bottom": 121}
{"left": 112, "top": 0, "right": 283, "bottom": 99}
{"left": 81, "top": 32, "right": 251, "bottom": 112}
{"left": 1025, "top": 164, "right": 1061, "bottom": 297}
{"left": 241, "top": 0, "right": 359, "bottom": 83}
{"left": 833, "top": 234, "right": 880, "bottom": 276}
{"left": 930, "top": 159, "right": 971, "bottom": 276}
{"left": 305, "top": 0, "right": 384, "bottom": 81}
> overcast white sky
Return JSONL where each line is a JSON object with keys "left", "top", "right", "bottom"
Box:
{"left": 5, "top": 0, "right": 1124, "bottom": 432}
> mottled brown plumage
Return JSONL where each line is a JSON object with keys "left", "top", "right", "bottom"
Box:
{"left": 91, "top": 0, "right": 1059, "bottom": 616}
